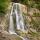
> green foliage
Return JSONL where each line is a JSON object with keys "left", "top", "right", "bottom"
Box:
{"left": 36, "top": 4, "right": 40, "bottom": 10}
{"left": 0, "top": 0, "right": 10, "bottom": 16}
{"left": 20, "top": 0, "right": 28, "bottom": 5}
{"left": 33, "top": 13, "right": 40, "bottom": 16}
{"left": 20, "top": 0, "right": 40, "bottom": 9}
{"left": 28, "top": 29, "right": 40, "bottom": 39}
{"left": 31, "top": 18, "right": 40, "bottom": 32}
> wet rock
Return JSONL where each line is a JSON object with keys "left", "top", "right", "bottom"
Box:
{"left": 0, "top": 31, "right": 22, "bottom": 40}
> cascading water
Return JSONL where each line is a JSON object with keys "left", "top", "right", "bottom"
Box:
{"left": 8, "top": 5, "right": 16, "bottom": 34}
{"left": 8, "top": 3, "right": 29, "bottom": 40}
{"left": 15, "top": 10, "right": 21, "bottom": 30}
{"left": 14, "top": 3, "right": 25, "bottom": 31}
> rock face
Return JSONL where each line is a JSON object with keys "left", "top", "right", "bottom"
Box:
{"left": 0, "top": 31, "right": 22, "bottom": 40}
{"left": 19, "top": 4, "right": 27, "bottom": 14}
{"left": 0, "top": 25, "right": 4, "bottom": 30}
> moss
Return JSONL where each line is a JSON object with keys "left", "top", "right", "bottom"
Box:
{"left": 33, "top": 13, "right": 40, "bottom": 17}
{"left": 27, "top": 30, "right": 40, "bottom": 40}
{"left": 16, "top": 30, "right": 27, "bottom": 37}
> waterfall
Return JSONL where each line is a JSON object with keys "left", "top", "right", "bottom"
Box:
{"left": 8, "top": 5, "right": 16, "bottom": 34}
{"left": 14, "top": 3, "right": 25, "bottom": 31}
{"left": 8, "top": 3, "right": 29, "bottom": 40}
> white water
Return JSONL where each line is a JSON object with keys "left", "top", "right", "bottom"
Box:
{"left": 8, "top": 3, "right": 29, "bottom": 40}
{"left": 8, "top": 5, "right": 16, "bottom": 34}
{"left": 14, "top": 3, "right": 25, "bottom": 31}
